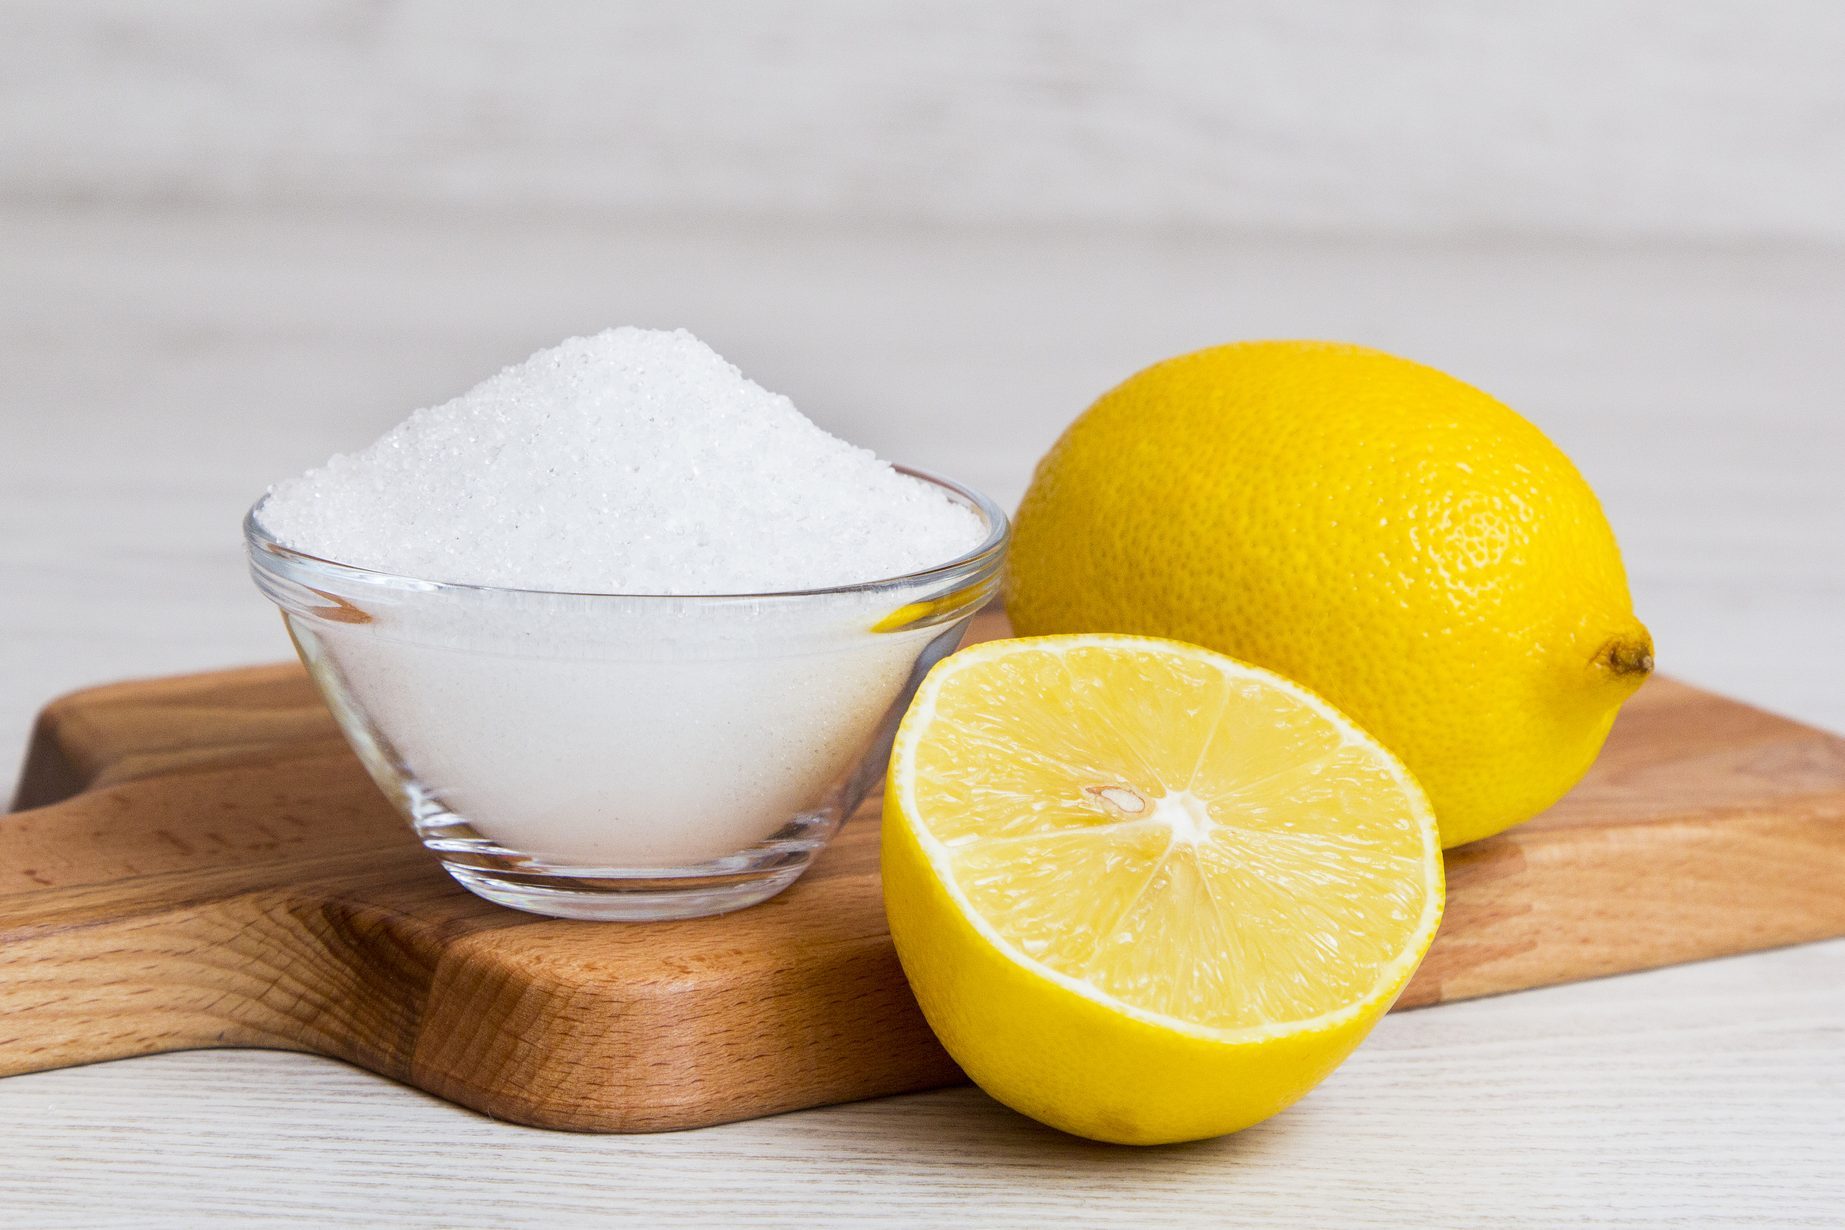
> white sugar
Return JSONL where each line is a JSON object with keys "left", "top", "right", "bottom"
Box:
{"left": 257, "top": 328, "right": 985, "bottom": 593}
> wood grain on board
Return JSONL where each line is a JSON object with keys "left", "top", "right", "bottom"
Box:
{"left": 5, "top": 611, "right": 1845, "bottom": 1132}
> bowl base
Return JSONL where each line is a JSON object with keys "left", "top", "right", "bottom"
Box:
{"left": 440, "top": 859, "right": 811, "bottom": 921}
{"left": 405, "top": 786, "right": 848, "bottom": 921}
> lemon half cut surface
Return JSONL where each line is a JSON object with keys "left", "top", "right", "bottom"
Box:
{"left": 883, "top": 635, "right": 1445, "bottom": 1144}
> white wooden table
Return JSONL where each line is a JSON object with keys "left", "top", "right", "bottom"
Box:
{"left": 3, "top": 204, "right": 1842, "bottom": 1227}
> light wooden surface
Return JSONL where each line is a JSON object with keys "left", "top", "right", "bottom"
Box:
{"left": 11, "top": 613, "right": 1842, "bottom": 1138}
{"left": 1, "top": 948, "right": 1840, "bottom": 1228}
{"left": 5, "top": 3, "right": 1844, "bottom": 241}
{"left": 2, "top": 203, "right": 1844, "bottom": 1223}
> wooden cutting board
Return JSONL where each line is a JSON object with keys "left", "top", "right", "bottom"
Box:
{"left": 6, "top": 610, "right": 1845, "bottom": 1132}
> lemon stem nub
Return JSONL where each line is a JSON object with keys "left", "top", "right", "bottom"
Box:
{"left": 1598, "top": 637, "right": 1655, "bottom": 679}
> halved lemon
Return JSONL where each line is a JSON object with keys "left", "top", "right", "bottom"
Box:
{"left": 883, "top": 635, "right": 1444, "bottom": 1144}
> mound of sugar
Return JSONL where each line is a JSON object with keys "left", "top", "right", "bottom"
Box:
{"left": 257, "top": 328, "right": 986, "bottom": 594}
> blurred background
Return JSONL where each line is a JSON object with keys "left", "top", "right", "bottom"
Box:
{"left": 3, "top": 1, "right": 1843, "bottom": 760}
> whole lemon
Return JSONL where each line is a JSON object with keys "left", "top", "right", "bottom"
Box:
{"left": 1005, "top": 340, "right": 1653, "bottom": 848}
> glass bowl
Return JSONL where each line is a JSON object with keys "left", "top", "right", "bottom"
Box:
{"left": 245, "top": 467, "right": 1009, "bottom": 921}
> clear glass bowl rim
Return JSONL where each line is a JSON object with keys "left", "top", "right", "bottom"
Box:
{"left": 244, "top": 464, "right": 1010, "bottom": 607}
